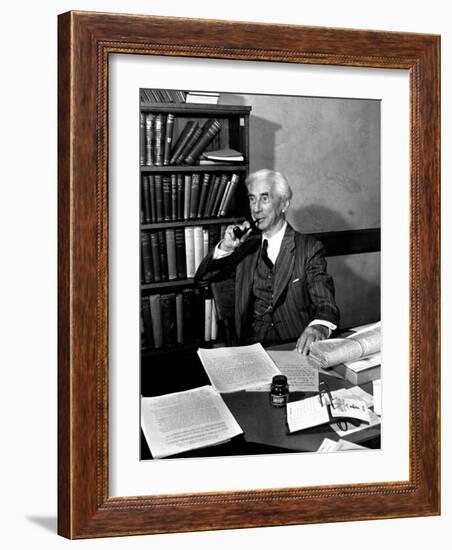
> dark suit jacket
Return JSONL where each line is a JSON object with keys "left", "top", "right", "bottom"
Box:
{"left": 195, "top": 224, "right": 339, "bottom": 343}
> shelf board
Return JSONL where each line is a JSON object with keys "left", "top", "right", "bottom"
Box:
{"left": 141, "top": 217, "right": 243, "bottom": 230}
{"left": 140, "top": 164, "right": 247, "bottom": 173}
{"left": 140, "top": 103, "right": 251, "bottom": 115}
{"left": 141, "top": 279, "right": 195, "bottom": 291}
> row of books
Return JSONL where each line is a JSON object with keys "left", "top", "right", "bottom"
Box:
{"left": 141, "top": 290, "right": 218, "bottom": 349}
{"left": 141, "top": 225, "right": 226, "bottom": 284}
{"left": 140, "top": 89, "right": 219, "bottom": 105}
{"left": 140, "top": 115, "right": 225, "bottom": 167}
{"left": 140, "top": 89, "right": 187, "bottom": 104}
{"left": 141, "top": 172, "right": 241, "bottom": 224}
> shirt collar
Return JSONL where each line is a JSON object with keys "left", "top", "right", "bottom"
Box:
{"left": 262, "top": 220, "right": 287, "bottom": 257}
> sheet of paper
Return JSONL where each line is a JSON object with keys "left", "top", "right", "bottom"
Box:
{"left": 141, "top": 386, "right": 243, "bottom": 458}
{"left": 246, "top": 350, "right": 319, "bottom": 392}
{"left": 373, "top": 379, "right": 382, "bottom": 416}
{"left": 317, "top": 438, "right": 338, "bottom": 452}
{"left": 332, "top": 386, "right": 374, "bottom": 408}
{"left": 287, "top": 394, "right": 330, "bottom": 432}
{"left": 334, "top": 439, "right": 367, "bottom": 451}
{"left": 317, "top": 438, "right": 366, "bottom": 452}
{"left": 344, "top": 351, "right": 381, "bottom": 372}
{"left": 330, "top": 397, "right": 371, "bottom": 424}
{"left": 197, "top": 343, "right": 281, "bottom": 393}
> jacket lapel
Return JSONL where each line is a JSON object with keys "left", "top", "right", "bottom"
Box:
{"left": 235, "top": 237, "right": 260, "bottom": 335}
{"left": 273, "top": 224, "right": 296, "bottom": 307}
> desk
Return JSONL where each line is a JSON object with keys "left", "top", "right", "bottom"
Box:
{"left": 140, "top": 343, "right": 380, "bottom": 459}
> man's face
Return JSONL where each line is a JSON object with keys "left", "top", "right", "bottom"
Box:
{"left": 247, "top": 178, "right": 287, "bottom": 235}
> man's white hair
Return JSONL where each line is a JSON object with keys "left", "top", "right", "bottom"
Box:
{"left": 245, "top": 169, "right": 293, "bottom": 202}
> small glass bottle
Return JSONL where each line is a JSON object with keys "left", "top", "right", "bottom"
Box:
{"left": 270, "top": 375, "right": 289, "bottom": 407}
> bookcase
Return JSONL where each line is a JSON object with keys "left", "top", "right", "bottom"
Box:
{"left": 140, "top": 96, "right": 251, "bottom": 381}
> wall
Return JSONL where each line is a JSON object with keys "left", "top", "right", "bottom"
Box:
{"left": 1, "top": 1, "right": 449, "bottom": 550}
{"left": 223, "top": 92, "right": 381, "bottom": 327}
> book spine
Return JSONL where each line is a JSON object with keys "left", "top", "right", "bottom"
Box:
{"left": 140, "top": 231, "right": 153, "bottom": 283}
{"left": 184, "top": 226, "right": 195, "bottom": 278}
{"left": 211, "top": 174, "right": 228, "bottom": 217}
{"left": 160, "top": 293, "right": 177, "bottom": 346}
{"left": 141, "top": 295, "right": 154, "bottom": 348}
{"left": 217, "top": 178, "right": 232, "bottom": 217}
{"left": 174, "top": 125, "right": 203, "bottom": 165}
{"left": 154, "top": 175, "right": 164, "bottom": 222}
{"left": 142, "top": 176, "right": 152, "bottom": 224}
{"left": 145, "top": 113, "right": 154, "bottom": 166}
{"left": 165, "top": 228, "right": 177, "bottom": 281}
{"left": 184, "top": 119, "right": 222, "bottom": 165}
{"left": 148, "top": 175, "right": 157, "bottom": 223}
{"left": 157, "top": 230, "right": 168, "bottom": 281}
{"left": 204, "top": 175, "right": 221, "bottom": 218}
{"left": 196, "top": 173, "right": 211, "bottom": 218}
{"left": 193, "top": 288, "right": 205, "bottom": 342}
{"left": 176, "top": 293, "right": 184, "bottom": 344}
{"left": 163, "top": 113, "right": 175, "bottom": 165}
{"left": 203, "top": 228, "right": 209, "bottom": 257}
{"left": 193, "top": 226, "right": 204, "bottom": 272}
{"left": 189, "top": 174, "right": 201, "bottom": 219}
{"left": 211, "top": 299, "right": 218, "bottom": 341}
{"left": 183, "top": 175, "right": 192, "bottom": 220}
{"left": 208, "top": 225, "right": 221, "bottom": 252}
{"left": 162, "top": 175, "right": 172, "bottom": 221}
{"left": 182, "top": 288, "right": 194, "bottom": 344}
{"left": 220, "top": 224, "right": 227, "bottom": 240}
{"left": 150, "top": 232, "right": 161, "bottom": 282}
{"left": 204, "top": 298, "right": 212, "bottom": 341}
{"left": 175, "top": 228, "right": 187, "bottom": 279}
{"left": 219, "top": 173, "right": 240, "bottom": 216}
{"left": 140, "top": 112, "right": 146, "bottom": 166}
{"left": 149, "top": 294, "right": 163, "bottom": 348}
{"left": 153, "top": 114, "right": 165, "bottom": 166}
{"left": 176, "top": 174, "right": 184, "bottom": 221}
{"left": 169, "top": 121, "right": 198, "bottom": 165}
{"left": 171, "top": 174, "right": 177, "bottom": 221}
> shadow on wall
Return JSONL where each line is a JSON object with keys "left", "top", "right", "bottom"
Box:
{"left": 289, "top": 204, "right": 381, "bottom": 329}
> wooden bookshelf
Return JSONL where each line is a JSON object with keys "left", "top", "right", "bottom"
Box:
{"left": 139, "top": 93, "right": 251, "bottom": 358}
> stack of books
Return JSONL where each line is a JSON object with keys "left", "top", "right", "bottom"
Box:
{"left": 141, "top": 290, "right": 218, "bottom": 349}
{"left": 199, "top": 148, "right": 245, "bottom": 165}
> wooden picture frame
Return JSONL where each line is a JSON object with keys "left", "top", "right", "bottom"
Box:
{"left": 58, "top": 11, "right": 440, "bottom": 538}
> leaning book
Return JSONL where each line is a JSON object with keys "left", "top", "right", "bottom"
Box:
{"left": 141, "top": 385, "right": 243, "bottom": 458}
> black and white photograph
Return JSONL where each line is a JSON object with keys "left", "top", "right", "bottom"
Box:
{"left": 139, "top": 88, "right": 381, "bottom": 460}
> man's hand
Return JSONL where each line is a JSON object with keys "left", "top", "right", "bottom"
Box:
{"left": 296, "top": 324, "right": 329, "bottom": 355}
{"left": 219, "top": 221, "right": 252, "bottom": 253}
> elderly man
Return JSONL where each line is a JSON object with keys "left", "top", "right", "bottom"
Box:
{"left": 195, "top": 169, "right": 339, "bottom": 353}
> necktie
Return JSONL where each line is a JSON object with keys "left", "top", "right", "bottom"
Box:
{"left": 261, "top": 239, "right": 273, "bottom": 269}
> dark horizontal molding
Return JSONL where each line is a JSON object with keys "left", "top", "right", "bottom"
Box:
{"left": 141, "top": 165, "right": 247, "bottom": 173}
{"left": 141, "top": 216, "right": 242, "bottom": 230}
{"left": 140, "top": 103, "right": 252, "bottom": 115}
{"left": 311, "top": 227, "right": 380, "bottom": 257}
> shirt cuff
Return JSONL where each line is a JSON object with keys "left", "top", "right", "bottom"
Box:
{"left": 213, "top": 241, "right": 233, "bottom": 260}
{"left": 308, "top": 320, "right": 337, "bottom": 338}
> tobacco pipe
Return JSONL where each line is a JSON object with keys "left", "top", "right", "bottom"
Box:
{"left": 232, "top": 218, "right": 257, "bottom": 239}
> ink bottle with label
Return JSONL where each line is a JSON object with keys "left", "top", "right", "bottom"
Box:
{"left": 270, "top": 375, "right": 289, "bottom": 407}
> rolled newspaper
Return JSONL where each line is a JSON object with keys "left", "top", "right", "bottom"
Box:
{"left": 309, "top": 323, "right": 381, "bottom": 369}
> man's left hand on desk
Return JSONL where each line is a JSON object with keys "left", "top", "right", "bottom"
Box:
{"left": 296, "top": 324, "right": 329, "bottom": 355}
